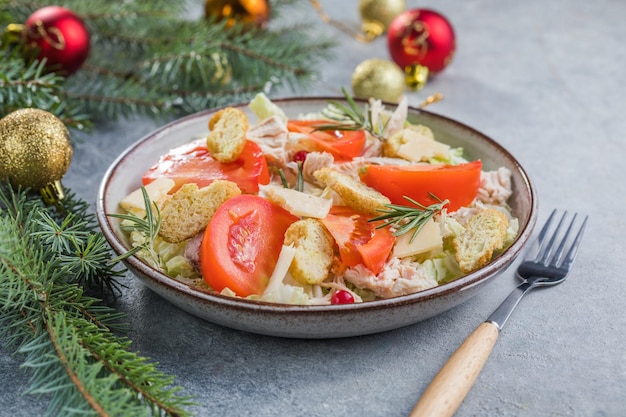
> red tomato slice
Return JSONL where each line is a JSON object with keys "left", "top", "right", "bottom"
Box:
{"left": 287, "top": 120, "right": 366, "bottom": 161}
{"left": 200, "top": 195, "right": 298, "bottom": 297}
{"left": 142, "top": 139, "right": 269, "bottom": 194}
{"left": 359, "top": 160, "right": 483, "bottom": 212}
{"left": 321, "top": 206, "right": 394, "bottom": 275}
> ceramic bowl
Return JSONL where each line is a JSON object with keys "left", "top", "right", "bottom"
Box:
{"left": 96, "top": 97, "right": 537, "bottom": 338}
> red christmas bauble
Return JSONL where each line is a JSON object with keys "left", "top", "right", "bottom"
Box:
{"left": 387, "top": 8, "right": 455, "bottom": 74}
{"left": 22, "top": 6, "right": 90, "bottom": 75}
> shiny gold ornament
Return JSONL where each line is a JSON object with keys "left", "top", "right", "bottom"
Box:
{"left": 351, "top": 58, "right": 405, "bottom": 103}
{"left": 205, "top": 0, "right": 270, "bottom": 28}
{"left": 405, "top": 64, "right": 430, "bottom": 91}
{"left": 358, "top": 0, "right": 406, "bottom": 39}
{"left": 0, "top": 108, "right": 73, "bottom": 203}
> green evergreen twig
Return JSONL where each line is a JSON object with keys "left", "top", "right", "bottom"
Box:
{"left": 0, "top": 182, "right": 195, "bottom": 416}
{"left": 0, "top": 0, "right": 335, "bottom": 128}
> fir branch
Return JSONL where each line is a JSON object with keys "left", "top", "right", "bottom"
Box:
{"left": 1, "top": 0, "right": 335, "bottom": 126}
{"left": 1, "top": 183, "right": 194, "bottom": 415}
{"left": 0, "top": 48, "right": 91, "bottom": 130}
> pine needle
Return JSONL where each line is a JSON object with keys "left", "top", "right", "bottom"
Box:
{"left": 0, "top": 181, "right": 194, "bottom": 416}
{"left": 0, "top": 0, "right": 335, "bottom": 130}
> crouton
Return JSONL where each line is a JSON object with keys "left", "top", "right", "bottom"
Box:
{"left": 283, "top": 219, "right": 334, "bottom": 285}
{"left": 158, "top": 180, "right": 241, "bottom": 243}
{"left": 206, "top": 107, "right": 248, "bottom": 162}
{"left": 313, "top": 167, "right": 390, "bottom": 215}
{"left": 453, "top": 209, "right": 509, "bottom": 273}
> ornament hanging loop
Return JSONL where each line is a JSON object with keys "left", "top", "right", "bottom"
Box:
{"left": 405, "top": 65, "right": 429, "bottom": 90}
{"left": 29, "top": 19, "right": 66, "bottom": 50}
{"left": 360, "top": 20, "right": 384, "bottom": 41}
{"left": 40, "top": 180, "right": 65, "bottom": 205}
{"left": 2, "top": 23, "right": 24, "bottom": 45}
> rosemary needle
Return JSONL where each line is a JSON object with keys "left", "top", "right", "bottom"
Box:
{"left": 107, "top": 187, "right": 161, "bottom": 264}
{"left": 314, "top": 87, "right": 386, "bottom": 141}
{"left": 370, "top": 193, "right": 449, "bottom": 243}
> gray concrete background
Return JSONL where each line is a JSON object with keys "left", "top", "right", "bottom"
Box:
{"left": 2, "top": 0, "right": 624, "bottom": 416}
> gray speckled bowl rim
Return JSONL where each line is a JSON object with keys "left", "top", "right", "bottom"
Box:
{"left": 96, "top": 97, "right": 538, "bottom": 336}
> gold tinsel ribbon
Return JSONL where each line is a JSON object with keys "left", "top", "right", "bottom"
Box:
{"left": 309, "top": 0, "right": 375, "bottom": 43}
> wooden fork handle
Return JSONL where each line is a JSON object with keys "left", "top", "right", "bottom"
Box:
{"left": 410, "top": 321, "right": 500, "bottom": 417}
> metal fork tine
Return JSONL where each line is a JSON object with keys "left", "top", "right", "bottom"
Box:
{"left": 531, "top": 209, "right": 557, "bottom": 260}
{"left": 537, "top": 210, "right": 567, "bottom": 264}
{"left": 560, "top": 215, "right": 588, "bottom": 269}
{"left": 550, "top": 213, "right": 578, "bottom": 266}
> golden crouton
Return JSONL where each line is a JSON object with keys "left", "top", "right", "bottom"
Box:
{"left": 313, "top": 167, "right": 390, "bottom": 215}
{"left": 453, "top": 209, "right": 509, "bottom": 273}
{"left": 206, "top": 107, "right": 248, "bottom": 162}
{"left": 283, "top": 219, "right": 334, "bottom": 285}
{"left": 158, "top": 180, "right": 241, "bottom": 243}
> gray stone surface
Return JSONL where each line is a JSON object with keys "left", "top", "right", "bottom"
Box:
{"left": 2, "top": 0, "right": 625, "bottom": 416}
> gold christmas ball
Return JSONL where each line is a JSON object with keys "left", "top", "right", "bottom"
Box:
{"left": 205, "top": 0, "right": 270, "bottom": 28}
{"left": 0, "top": 108, "right": 73, "bottom": 190}
{"left": 358, "top": 0, "right": 406, "bottom": 38}
{"left": 351, "top": 58, "right": 405, "bottom": 103}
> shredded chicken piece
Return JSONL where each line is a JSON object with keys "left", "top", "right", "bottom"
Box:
{"left": 359, "top": 135, "right": 384, "bottom": 158}
{"left": 369, "top": 96, "right": 407, "bottom": 139}
{"left": 477, "top": 167, "right": 513, "bottom": 206}
{"left": 247, "top": 116, "right": 290, "bottom": 166}
{"left": 183, "top": 232, "right": 204, "bottom": 272}
{"left": 302, "top": 151, "right": 334, "bottom": 185}
{"left": 369, "top": 99, "right": 384, "bottom": 131}
{"left": 343, "top": 257, "right": 438, "bottom": 298}
{"left": 383, "top": 96, "right": 408, "bottom": 138}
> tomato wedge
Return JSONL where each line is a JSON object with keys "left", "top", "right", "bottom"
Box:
{"left": 321, "top": 206, "right": 395, "bottom": 275}
{"left": 287, "top": 120, "right": 366, "bottom": 161}
{"left": 200, "top": 195, "right": 298, "bottom": 297}
{"left": 142, "top": 139, "right": 269, "bottom": 194}
{"left": 359, "top": 160, "right": 482, "bottom": 212}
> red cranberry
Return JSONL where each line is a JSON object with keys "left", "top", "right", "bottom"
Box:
{"left": 293, "top": 150, "right": 309, "bottom": 163}
{"left": 331, "top": 289, "right": 355, "bottom": 304}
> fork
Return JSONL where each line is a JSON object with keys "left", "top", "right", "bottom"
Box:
{"left": 409, "top": 209, "right": 588, "bottom": 417}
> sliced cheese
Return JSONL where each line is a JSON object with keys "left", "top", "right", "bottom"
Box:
{"left": 406, "top": 123, "right": 435, "bottom": 140}
{"left": 119, "top": 177, "right": 175, "bottom": 214}
{"left": 392, "top": 218, "right": 443, "bottom": 259}
{"left": 261, "top": 184, "right": 332, "bottom": 219}
{"left": 396, "top": 129, "right": 450, "bottom": 162}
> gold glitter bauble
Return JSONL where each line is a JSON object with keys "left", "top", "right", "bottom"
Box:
{"left": 351, "top": 58, "right": 405, "bottom": 103}
{"left": 0, "top": 108, "right": 73, "bottom": 190}
{"left": 358, "top": 0, "right": 405, "bottom": 38}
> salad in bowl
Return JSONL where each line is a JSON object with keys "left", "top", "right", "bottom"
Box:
{"left": 110, "top": 91, "right": 520, "bottom": 307}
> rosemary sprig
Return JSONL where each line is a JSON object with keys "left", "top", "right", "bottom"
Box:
{"left": 370, "top": 193, "right": 449, "bottom": 243}
{"left": 278, "top": 160, "right": 305, "bottom": 192}
{"left": 107, "top": 187, "right": 161, "bottom": 265}
{"left": 295, "top": 161, "right": 304, "bottom": 192}
{"left": 315, "top": 87, "right": 386, "bottom": 141}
